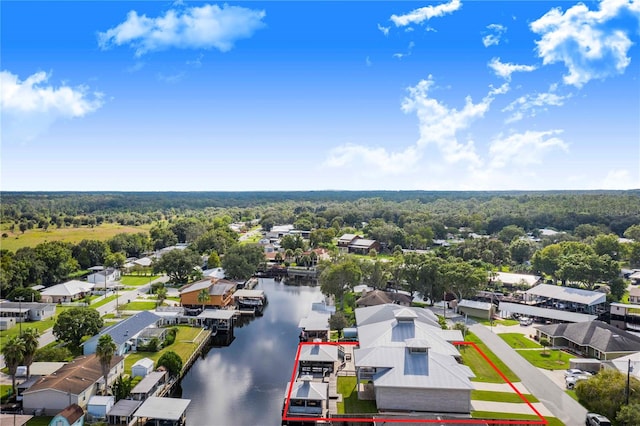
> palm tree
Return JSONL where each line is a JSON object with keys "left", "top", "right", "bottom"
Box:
{"left": 21, "top": 328, "right": 40, "bottom": 378}
{"left": 2, "top": 336, "right": 25, "bottom": 397}
{"left": 156, "top": 286, "right": 168, "bottom": 308}
{"left": 96, "top": 334, "right": 117, "bottom": 395}
{"left": 197, "top": 288, "right": 210, "bottom": 311}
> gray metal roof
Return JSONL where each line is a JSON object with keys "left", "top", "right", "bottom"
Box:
{"left": 492, "top": 272, "right": 541, "bottom": 287}
{"left": 298, "top": 311, "right": 330, "bottom": 331}
{"left": 354, "top": 346, "right": 474, "bottom": 390}
{"left": 197, "top": 309, "right": 236, "bottom": 320}
{"left": 233, "top": 289, "right": 265, "bottom": 298}
{"left": 131, "top": 371, "right": 166, "bottom": 395}
{"left": 355, "top": 304, "right": 440, "bottom": 328}
{"left": 525, "top": 284, "right": 606, "bottom": 305}
{"left": 134, "top": 397, "right": 191, "bottom": 421}
{"left": 299, "top": 344, "right": 339, "bottom": 362}
{"left": 90, "top": 310, "right": 161, "bottom": 346}
{"left": 108, "top": 399, "right": 142, "bottom": 417}
{"left": 499, "top": 301, "right": 597, "bottom": 323}
{"left": 209, "top": 282, "right": 235, "bottom": 296}
{"left": 458, "top": 299, "right": 493, "bottom": 311}
{"left": 179, "top": 279, "right": 212, "bottom": 295}
{"left": 132, "top": 358, "right": 154, "bottom": 369}
{"left": 286, "top": 379, "right": 328, "bottom": 401}
{"left": 536, "top": 320, "right": 640, "bottom": 353}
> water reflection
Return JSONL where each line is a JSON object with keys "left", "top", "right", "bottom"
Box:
{"left": 181, "top": 278, "right": 321, "bottom": 426}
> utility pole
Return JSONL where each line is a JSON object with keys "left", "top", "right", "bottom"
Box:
{"left": 626, "top": 358, "right": 633, "bottom": 405}
{"left": 16, "top": 296, "right": 24, "bottom": 335}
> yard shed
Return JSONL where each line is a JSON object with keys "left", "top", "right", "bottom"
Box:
{"left": 48, "top": 403, "right": 85, "bottom": 426}
{"left": 86, "top": 395, "right": 114, "bottom": 420}
{"left": 107, "top": 399, "right": 142, "bottom": 425}
{"left": 131, "top": 357, "right": 155, "bottom": 378}
{"left": 134, "top": 396, "right": 191, "bottom": 426}
{"left": 457, "top": 299, "right": 495, "bottom": 320}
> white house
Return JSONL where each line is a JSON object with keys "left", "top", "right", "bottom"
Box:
{"left": 87, "top": 268, "right": 121, "bottom": 285}
{"left": 83, "top": 311, "right": 162, "bottom": 356}
{"left": 22, "top": 355, "right": 124, "bottom": 415}
{"left": 40, "top": 281, "right": 94, "bottom": 303}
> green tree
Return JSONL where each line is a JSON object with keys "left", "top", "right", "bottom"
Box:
{"left": 72, "top": 239, "right": 111, "bottom": 269}
{"left": 153, "top": 249, "right": 202, "bottom": 284}
{"left": 360, "top": 260, "right": 389, "bottom": 290}
{"left": 497, "top": 225, "right": 526, "bottom": 244}
{"left": 441, "top": 258, "right": 487, "bottom": 302}
{"left": 417, "top": 255, "right": 445, "bottom": 305}
{"left": 623, "top": 224, "right": 640, "bottom": 241}
{"left": 20, "top": 328, "right": 40, "bottom": 378}
{"left": 150, "top": 222, "right": 179, "bottom": 250}
{"left": 104, "top": 251, "right": 126, "bottom": 269}
{"left": 617, "top": 403, "right": 640, "bottom": 425}
{"left": 112, "top": 375, "right": 133, "bottom": 402}
{"left": 6, "top": 287, "right": 41, "bottom": 303}
{"left": 329, "top": 312, "right": 349, "bottom": 338}
{"left": 1, "top": 336, "right": 25, "bottom": 396}
{"left": 539, "top": 337, "right": 551, "bottom": 355}
{"left": 319, "top": 259, "right": 362, "bottom": 308}
{"left": 509, "top": 239, "right": 535, "bottom": 264}
{"left": 156, "top": 286, "right": 168, "bottom": 307}
{"left": 221, "top": 244, "right": 264, "bottom": 280}
{"left": 169, "top": 218, "right": 206, "bottom": 243}
{"left": 34, "top": 241, "right": 79, "bottom": 286}
{"left": 34, "top": 345, "right": 73, "bottom": 362}
{"left": 592, "top": 233, "right": 622, "bottom": 260}
{"left": 207, "top": 252, "right": 221, "bottom": 268}
{"left": 96, "top": 334, "right": 117, "bottom": 395}
{"left": 157, "top": 350, "right": 183, "bottom": 377}
{"left": 197, "top": 287, "right": 210, "bottom": 310}
{"left": 575, "top": 369, "right": 640, "bottom": 421}
{"left": 53, "top": 307, "right": 103, "bottom": 348}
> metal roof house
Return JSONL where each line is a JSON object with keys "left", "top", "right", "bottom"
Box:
{"left": 536, "top": 320, "right": 640, "bottom": 360}
{"left": 298, "top": 311, "right": 331, "bottom": 342}
{"left": 40, "top": 280, "right": 94, "bottom": 303}
{"left": 83, "top": 310, "right": 162, "bottom": 356}
{"left": 284, "top": 376, "right": 329, "bottom": 418}
{"left": 134, "top": 396, "right": 191, "bottom": 426}
{"left": 298, "top": 342, "right": 343, "bottom": 376}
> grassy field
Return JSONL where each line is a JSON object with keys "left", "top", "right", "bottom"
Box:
{"left": 516, "top": 349, "right": 572, "bottom": 370}
{"left": 460, "top": 333, "right": 520, "bottom": 383}
{"left": 0, "top": 319, "right": 56, "bottom": 348}
{"left": 26, "top": 416, "right": 54, "bottom": 426}
{"left": 1, "top": 223, "right": 151, "bottom": 251}
{"left": 336, "top": 376, "right": 378, "bottom": 414}
{"left": 120, "top": 275, "right": 160, "bottom": 286}
{"left": 472, "top": 412, "right": 563, "bottom": 425}
{"left": 0, "top": 384, "right": 12, "bottom": 402}
{"left": 91, "top": 294, "right": 119, "bottom": 308}
{"left": 499, "top": 333, "right": 542, "bottom": 349}
{"left": 471, "top": 389, "right": 539, "bottom": 403}
{"left": 124, "top": 326, "right": 205, "bottom": 373}
{"left": 475, "top": 318, "right": 520, "bottom": 326}
{"left": 119, "top": 301, "right": 157, "bottom": 311}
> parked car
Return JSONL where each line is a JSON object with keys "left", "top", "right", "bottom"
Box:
{"left": 586, "top": 412, "right": 611, "bottom": 426}
{"left": 566, "top": 374, "right": 590, "bottom": 389}
{"left": 519, "top": 317, "right": 533, "bottom": 326}
{"left": 565, "top": 368, "right": 585, "bottom": 378}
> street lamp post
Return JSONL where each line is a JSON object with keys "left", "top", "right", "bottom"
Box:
{"left": 626, "top": 359, "right": 633, "bottom": 405}
{"left": 15, "top": 296, "right": 25, "bottom": 335}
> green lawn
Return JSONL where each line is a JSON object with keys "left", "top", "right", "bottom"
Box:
{"left": 336, "top": 376, "right": 378, "bottom": 414}
{"left": 475, "top": 318, "right": 520, "bottom": 326}
{"left": 566, "top": 389, "right": 579, "bottom": 401}
{"left": 472, "top": 412, "right": 562, "bottom": 425}
{"left": 499, "top": 333, "right": 542, "bottom": 349}
{"left": 460, "top": 333, "right": 520, "bottom": 383}
{"left": 90, "top": 294, "right": 119, "bottom": 308}
{"left": 0, "top": 223, "right": 152, "bottom": 251}
{"left": 516, "top": 349, "right": 572, "bottom": 370}
{"left": 26, "top": 416, "right": 54, "bottom": 426}
{"left": 471, "top": 389, "right": 539, "bottom": 403}
{"left": 0, "top": 318, "right": 56, "bottom": 348}
{"left": 119, "top": 301, "right": 157, "bottom": 311}
{"left": 124, "top": 326, "right": 206, "bottom": 373}
{"left": 1, "top": 384, "right": 12, "bottom": 402}
{"left": 120, "top": 275, "right": 160, "bottom": 286}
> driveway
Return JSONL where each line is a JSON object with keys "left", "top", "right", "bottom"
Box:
{"left": 470, "top": 324, "right": 587, "bottom": 425}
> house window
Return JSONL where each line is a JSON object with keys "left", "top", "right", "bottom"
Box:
{"left": 291, "top": 399, "right": 304, "bottom": 407}
{"left": 409, "top": 347, "right": 427, "bottom": 354}
{"left": 307, "top": 400, "right": 320, "bottom": 407}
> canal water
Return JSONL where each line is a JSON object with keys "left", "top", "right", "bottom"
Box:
{"left": 180, "top": 278, "right": 322, "bottom": 426}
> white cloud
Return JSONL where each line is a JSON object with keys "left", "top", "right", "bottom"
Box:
{"left": 530, "top": 0, "right": 640, "bottom": 87}
{"left": 390, "top": 0, "right": 462, "bottom": 27}
{"left": 393, "top": 41, "right": 415, "bottom": 59}
{"left": 503, "top": 90, "right": 571, "bottom": 123}
{"left": 0, "top": 70, "right": 104, "bottom": 142}
{"left": 377, "top": 24, "right": 390, "bottom": 36}
{"left": 325, "top": 144, "right": 421, "bottom": 174}
{"left": 98, "top": 4, "right": 266, "bottom": 56}
{"left": 488, "top": 57, "right": 537, "bottom": 80}
{"left": 157, "top": 71, "right": 186, "bottom": 83}
{"left": 600, "top": 169, "right": 638, "bottom": 189}
{"left": 482, "top": 23, "right": 506, "bottom": 47}
{"left": 488, "top": 130, "right": 568, "bottom": 168}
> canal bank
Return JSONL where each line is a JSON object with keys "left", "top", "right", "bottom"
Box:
{"left": 180, "top": 278, "right": 322, "bottom": 426}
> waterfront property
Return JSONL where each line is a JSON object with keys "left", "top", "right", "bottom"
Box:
{"left": 133, "top": 396, "right": 191, "bottom": 426}
{"left": 83, "top": 310, "right": 162, "bottom": 356}
{"left": 130, "top": 371, "right": 168, "bottom": 401}
{"left": 298, "top": 341, "right": 344, "bottom": 376}
{"left": 107, "top": 399, "right": 142, "bottom": 426}
{"left": 284, "top": 376, "right": 329, "bottom": 418}
{"left": 196, "top": 308, "right": 235, "bottom": 336}
{"left": 22, "top": 355, "right": 125, "bottom": 415}
{"left": 355, "top": 289, "right": 412, "bottom": 308}
{"left": 233, "top": 289, "right": 267, "bottom": 315}
{"left": 298, "top": 311, "right": 331, "bottom": 342}
{"left": 536, "top": 320, "right": 640, "bottom": 360}
{"left": 179, "top": 278, "right": 237, "bottom": 309}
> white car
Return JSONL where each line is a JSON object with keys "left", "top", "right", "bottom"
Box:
{"left": 565, "top": 374, "right": 591, "bottom": 389}
{"left": 564, "top": 368, "right": 584, "bottom": 378}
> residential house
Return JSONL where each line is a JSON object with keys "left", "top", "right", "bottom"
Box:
{"left": 179, "top": 279, "right": 237, "bottom": 309}
{"left": 40, "top": 281, "right": 94, "bottom": 303}
{"left": 536, "top": 320, "right": 640, "bottom": 360}
{"left": 611, "top": 302, "right": 640, "bottom": 332}
{"left": 0, "top": 317, "right": 16, "bottom": 330}
{"left": 629, "top": 287, "right": 640, "bottom": 304}
{"left": 131, "top": 358, "right": 155, "bottom": 378}
{"left": 133, "top": 396, "right": 191, "bottom": 426}
{"left": 87, "top": 268, "right": 121, "bottom": 285}
{"left": 355, "top": 290, "right": 411, "bottom": 308}
{"left": 265, "top": 224, "right": 294, "bottom": 240}
{"left": 130, "top": 371, "right": 168, "bottom": 401}
{"left": 630, "top": 270, "right": 640, "bottom": 286}
{"left": 22, "top": 354, "right": 125, "bottom": 415}
{"left": 17, "top": 362, "right": 68, "bottom": 401}
{"left": 82, "top": 311, "right": 162, "bottom": 356}
{"left": 48, "top": 404, "right": 85, "bottom": 426}
{"left": 354, "top": 341, "right": 474, "bottom": 413}
{"left": 298, "top": 311, "right": 331, "bottom": 342}
{"left": 136, "top": 328, "right": 168, "bottom": 349}
{"left": 337, "top": 234, "right": 359, "bottom": 251}
{"left": 0, "top": 301, "right": 56, "bottom": 322}
{"left": 284, "top": 376, "right": 328, "bottom": 418}
{"left": 347, "top": 238, "right": 380, "bottom": 255}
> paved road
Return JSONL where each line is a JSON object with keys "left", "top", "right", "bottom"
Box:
{"left": 471, "top": 323, "right": 587, "bottom": 426}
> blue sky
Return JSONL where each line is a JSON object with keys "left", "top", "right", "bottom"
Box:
{"left": 2, "top": 0, "right": 639, "bottom": 191}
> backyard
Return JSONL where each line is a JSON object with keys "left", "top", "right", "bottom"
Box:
{"left": 336, "top": 376, "right": 378, "bottom": 414}
{"left": 516, "top": 348, "right": 572, "bottom": 370}
{"left": 459, "top": 333, "right": 520, "bottom": 383}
